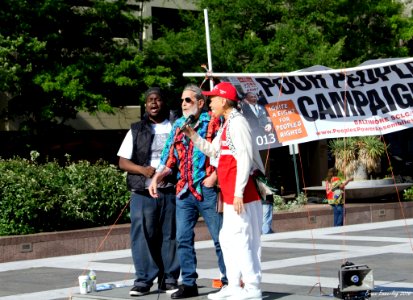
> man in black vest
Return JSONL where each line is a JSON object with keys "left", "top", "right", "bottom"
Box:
{"left": 117, "top": 87, "right": 180, "bottom": 296}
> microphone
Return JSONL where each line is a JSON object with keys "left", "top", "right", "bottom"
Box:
{"left": 178, "top": 114, "right": 195, "bottom": 134}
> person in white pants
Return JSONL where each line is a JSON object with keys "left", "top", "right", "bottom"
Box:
{"left": 183, "top": 82, "right": 263, "bottom": 300}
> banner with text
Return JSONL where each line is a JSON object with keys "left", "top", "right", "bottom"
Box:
{"left": 219, "top": 58, "right": 413, "bottom": 150}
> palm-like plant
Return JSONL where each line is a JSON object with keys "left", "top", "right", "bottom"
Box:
{"left": 328, "top": 136, "right": 388, "bottom": 179}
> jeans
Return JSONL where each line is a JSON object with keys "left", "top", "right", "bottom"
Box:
{"left": 332, "top": 204, "right": 344, "bottom": 226}
{"left": 176, "top": 185, "right": 227, "bottom": 286}
{"left": 262, "top": 203, "right": 274, "bottom": 234}
{"left": 130, "top": 187, "right": 180, "bottom": 288}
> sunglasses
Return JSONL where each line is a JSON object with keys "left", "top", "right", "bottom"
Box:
{"left": 181, "top": 97, "right": 193, "bottom": 103}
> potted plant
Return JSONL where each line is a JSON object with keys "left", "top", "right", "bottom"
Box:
{"left": 328, "top": 136, "right": 388, "bottom": 180}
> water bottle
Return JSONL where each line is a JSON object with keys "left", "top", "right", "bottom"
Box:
{"left": 96, "top": 283, "right": 115, "bottom": 291}
{"left": 86, "top": 275, "right": 92, "bottom": 293}
{"left": 88, "top": 270, "right": 97, "bottom": 292}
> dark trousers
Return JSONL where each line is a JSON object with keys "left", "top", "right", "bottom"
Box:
{"left": 130, "top": 187, "right": 180, "bottom": 288}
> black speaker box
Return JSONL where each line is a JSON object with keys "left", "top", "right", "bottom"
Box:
{"left": 339, "top": 264, "right": 374, "bottom": 293}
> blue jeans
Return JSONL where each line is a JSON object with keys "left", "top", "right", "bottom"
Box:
{"left": 332, "top": 204, "right": 344, "bottom": 226}
{"left": 176, "top": 185, "right": 227, "bottom": 286}
{"left": 130, "top": 187, "right": 180, "bottom": 288}
{"left": 262, "top": 203, "right": 274, "bottom": 234}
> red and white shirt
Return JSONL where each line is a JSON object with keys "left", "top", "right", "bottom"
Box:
{"left": 192, "top": 109, "right": 264, "bottom": 204}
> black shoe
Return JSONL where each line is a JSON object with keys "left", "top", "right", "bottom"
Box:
{"left": 129, "top": 285, "right": 150, "bottom": 296}
{"left": 171, "top": 284, "right": 199, "bottom": 299}
{"left": 158, "top": 282, "right": 179, "bottom": 294}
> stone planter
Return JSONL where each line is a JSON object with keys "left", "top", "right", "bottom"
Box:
{"left": 308, "top": 179, "right": 412, "bottom": 200}
{"left": 2, "top": 202, "right": 413, "bottom": 263}
{"left": 346, "top": 178, "right": 393, "bottom": 187}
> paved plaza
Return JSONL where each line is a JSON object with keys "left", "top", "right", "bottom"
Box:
{"left": 1, "top": 219, "right": 413, "bottom": 300}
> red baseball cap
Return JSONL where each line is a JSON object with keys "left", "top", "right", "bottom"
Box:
{"left": 202, "top": 82, "right": 239, "bottom": 101}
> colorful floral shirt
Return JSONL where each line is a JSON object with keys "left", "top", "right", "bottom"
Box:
{"left": 326, "top": 176, "right": 344, "bottom": 205}
{"left": 158, "top": 111, "right": 221, "bottom": 200}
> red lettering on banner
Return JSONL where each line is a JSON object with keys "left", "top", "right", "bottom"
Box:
{"left": 391, "top": 112, "right": 411, "bottom": 120}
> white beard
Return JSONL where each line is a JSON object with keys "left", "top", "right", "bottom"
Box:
{"left": 183, "top": 105, "right": 199, "bottom": 118}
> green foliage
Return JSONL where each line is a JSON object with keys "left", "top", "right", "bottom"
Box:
{"left": 0, "top": 0, "right": 173, "bottom": 132}
{"left": 403, "top": 187, "right": 413, "bottom": 201}
{"left": 0, "top": 34, "right": 46, "bottom": 93}
{"left": 329, "top": 136, "right": 388, "bottom": 178}
{"left": 146, "top": 0, "right": 413, "bottom": 94}
{"left": 2, "top": 0, "right": 413, "bottom": 130}
{"left": 273, "top": 192, "right": 308, "bottom": 211}
{"left": 0, "top": 152, "right": 130, "bottom": 236}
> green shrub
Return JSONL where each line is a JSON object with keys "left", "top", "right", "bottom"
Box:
{"left": 273, "top": 192, "right": 308, "bottom": 211}
{"left": 0, "top": 152, "right": 130, "bottom": 236}
{"left": 403, "top": 187, "right": 413, "bottom": 201}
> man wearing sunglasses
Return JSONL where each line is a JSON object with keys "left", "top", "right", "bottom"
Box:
{"left": 149, "top": 83, "right": 227, "bottom": 299}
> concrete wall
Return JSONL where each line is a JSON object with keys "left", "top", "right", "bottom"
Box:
{"left": 64, "top": 106, "right": 141, "bottom": 130}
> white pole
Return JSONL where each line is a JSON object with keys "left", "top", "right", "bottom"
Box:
{"left": 204, "top": 9, "right": 214, "bottom": 89}
{"left": 183, "top": 57, "right": 413, "bottom": 78}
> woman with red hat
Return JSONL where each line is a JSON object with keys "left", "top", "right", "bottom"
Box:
{"left": 182, "top": 81, "right": 263, "bottom": 300}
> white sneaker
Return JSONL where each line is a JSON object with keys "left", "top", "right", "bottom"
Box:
{"left": 208, "top": 285, "right": 242, "bottom": 300}
{"left": 227, "top": 287, "right": 262, "bottom": 300}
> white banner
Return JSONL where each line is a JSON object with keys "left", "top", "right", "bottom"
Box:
{"left": 186, "top": 57, "right": 413, "bottom": 150}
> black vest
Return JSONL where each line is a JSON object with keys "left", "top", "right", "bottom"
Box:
{"left": 126, "top": 117, "right": 176, "bottom": 191}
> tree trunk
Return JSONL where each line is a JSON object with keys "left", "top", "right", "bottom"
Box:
{"left": 353, "top": 163, "right": 368, "bottom": 180}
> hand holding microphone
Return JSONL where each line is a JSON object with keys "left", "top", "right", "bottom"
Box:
{"left": 178, "top": 114, "right": 195, "bottom": 135}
